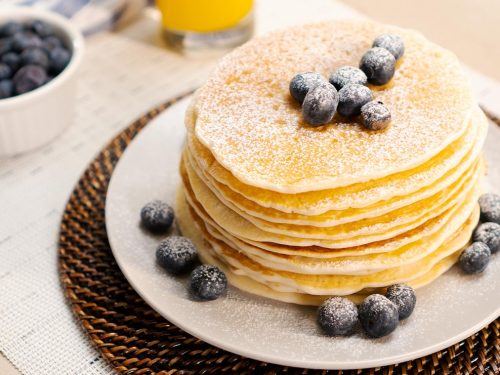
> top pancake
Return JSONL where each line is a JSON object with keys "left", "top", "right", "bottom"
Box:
{"left": 193, "top": 20, "right": 474, "bottom": 193}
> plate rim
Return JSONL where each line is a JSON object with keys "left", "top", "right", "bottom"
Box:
{"left": 105, "top": 97, "right": 500, "bottom": 370}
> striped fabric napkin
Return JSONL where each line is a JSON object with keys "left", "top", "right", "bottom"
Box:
{"left": 4, "top": 0, "right": 148, "bottom": 35}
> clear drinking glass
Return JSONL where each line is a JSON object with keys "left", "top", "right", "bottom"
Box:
{"left": 156, "top": 0, "right": 254, "bottom": 53}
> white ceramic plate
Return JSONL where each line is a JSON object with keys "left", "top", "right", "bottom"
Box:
{"left": 105, "top": 96, "right": 500, "bottom": 370}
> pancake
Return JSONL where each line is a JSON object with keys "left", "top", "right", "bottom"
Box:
{"left": 181, "top": 167, "right": 481, "bottom": 274}
{"left": 184, "top": 151, "right": 479, "bottom": 234}
{"left": 181, "top": 158, "right": 480, "bottom": 245}
{"left": 176, "top": 188, "right": 475, "bottom": 304}
{"left": 174, "top": 19, "right": 485, "bottom": 305}
{"left": 204, "top": 183, "right": 481, "bottom": 275}
{"left": 192, "top": 21, "right": 474, "bottom": 193}
{"left": 186, "top": 106, "right": 487, "bottom": 214}
{"left": 183, "top": 195, "right": 478, "bottom": 294}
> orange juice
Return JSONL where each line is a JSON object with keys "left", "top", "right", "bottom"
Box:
{"left": 157, "top": 0, "right": 253, "bottom": 32}
{"left": 156, "top": 0, "right": 254, "bottom": 51}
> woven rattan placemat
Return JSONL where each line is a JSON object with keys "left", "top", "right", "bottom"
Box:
{"left": 58, "top": 94, "right": 500, "bottom": 374}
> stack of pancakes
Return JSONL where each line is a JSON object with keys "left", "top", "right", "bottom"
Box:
{"left": 176, "top": 20, "right": 487, "bottom": 305}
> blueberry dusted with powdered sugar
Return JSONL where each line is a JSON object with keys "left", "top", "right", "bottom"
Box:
{"left": 338, "top": 83, "right": 373, "bottom": 117}
{"left": 190, "top": 265, "right": 227, "bottom": 301}
{"left": 302, "top": 81, "right": 338, "bottom": 126}
{"left": 385, "top": 284, "right": 416, "bottom": 320}
{"left": 358, "top": 294, "right": 399, "bottom": 338}
{"left": 360, "top": 47, "right": 396, "bottom": 85}
{"left": 460, "top": 242, "right": 491, "bottom": 274}
{"left": 329, "top": 66, "right": 367, "bottom": 90}
{"left": 373, "top": 34, "right": 405, "bottom": 60}
{"left": 140, "top": 200, "right": 175, "bottom": 233}
{"left": 478, "top": 193, "right": 500, "bottom": 224}
{"left": 473, "top": 222, "right": 500, "bottom": 254}
{"left": 156, "top": 236, "right": 198, "bottom": 274}
{"left": 289, "top": 72, "right": 326, "bottom": 104}
{"left": 361, "top": 101, "right": 391, "bottom": 130}
{"left": 318, "top": 297, "right": 358, "bottom": 336}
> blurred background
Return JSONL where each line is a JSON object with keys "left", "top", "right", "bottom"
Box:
{"left": 4, "top": 0, "right": 499, "bottom": 77}
{"left": 343, "top": 0, "right": 500, "bottom": 81}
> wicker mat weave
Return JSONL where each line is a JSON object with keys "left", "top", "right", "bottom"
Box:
{"left": 59, "top": 93, "right": 500, "bottom": 375}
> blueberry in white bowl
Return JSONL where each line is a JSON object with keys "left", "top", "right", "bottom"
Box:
{"left": 0, "top": 19, "right": 72, "bottom": 98}
{"left": 0, "top": 7, "right": 84, "bottom": 156}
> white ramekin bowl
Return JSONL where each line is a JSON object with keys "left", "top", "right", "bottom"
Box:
{"left": 0, "top": 7, "right": 85, "bottom": 157}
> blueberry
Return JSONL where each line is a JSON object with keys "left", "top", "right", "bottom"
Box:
{"left": 478, "top": 193, "right": 500, "bottom": 224}
{"left": 30, "top": 20, "right": 54, "bottom": 38}
{"left": 360, "top": 47, "right": 396, "bottom": 85}
{"left": 0, "top": 80, "right": 14, "bottom": 99}
{"left": 49, "top": 47, "right": 71, "bottom": 74}
{"left": 0, "top": 22, "right": 23, "bottom": 38}
{"left": 373, "top": 34, "right": 405, "bottom": 60}
{"left": 1, "top": 52, "right": 21, "bottom": 72}
{"left": 42, "top": 35, "right": 63, "bottom": 52}
{"left": 0, "top": 38, "right": 13, "bottom": 55}
{"left": 20, "top": 48, "right": 49, "bottom": 70}
{"left": 289, "top": 72, "right": 326, "bottom": 104}
{"left": 361, "top": 101, "right": 391, "bottom": 130}
{"left": 190, "top": 264, "right": 227, "bottom": 301}
{"left": 156, "top": 236, "right": 198, "bottom": 274}
{"left": 11, "top": 32, "right": 42, "bottom": 53}
{"left": 329, "top": 66, "right": 367, "bottom": 90}
{"left": 0, "top": 63, "right": 11, "bottom": 80}
{"left": 317, "top": 297, "right": 358, "bottom": 336}
{"left": 385, "top": 284, "right": 416, "bottom": 320}
{"left": 358, "top": 294, "right": 399, "bottom": 338}
{"left": 473, "top": 222, "right": 500, "bottom": 254}
{"left": 13, "top": 65, "right": 47, "bottom": 94}
{"left": 338, "top": 84, "right": 373, "bottom": 117}
{"left": 140, "top": 200, "right": 175, "bottom": 233}
{"left": 460, "top": 242, "right": 491, "bottom": 274}
{"left": 302, "top": 82, "right": 338, "bottom": 126}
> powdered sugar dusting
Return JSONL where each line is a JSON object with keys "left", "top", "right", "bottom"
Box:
{"left": 193, "top": 20, "right": 474, "bottom": 193}
{"left": 330, "top": 66, "right": 367, "bottom": 89}
{"left": 186, "top": 108, "right": 486, "bottom": 214}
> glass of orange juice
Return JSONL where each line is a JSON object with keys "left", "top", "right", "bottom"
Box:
{"left": 156, "top": 0, "right": 254, "bottom": 52}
